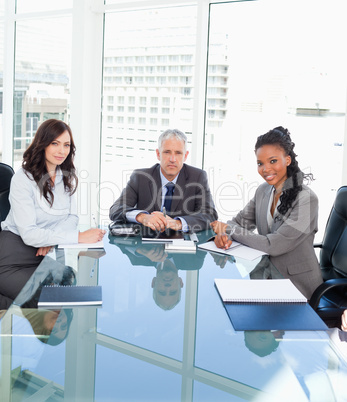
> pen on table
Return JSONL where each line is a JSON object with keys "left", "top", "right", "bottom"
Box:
{"left": 163, "top": 207, "right": 167, "bottom": 218}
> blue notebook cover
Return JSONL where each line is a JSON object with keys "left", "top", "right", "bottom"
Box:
{"left": 224, "top": 303, "right": 328, "bottom": 331}
{"left": 38, "top": 285, "right": 102, "bottom": 307}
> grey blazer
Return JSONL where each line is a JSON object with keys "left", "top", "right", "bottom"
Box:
{"left": 227, "top": 181, "right": 323, "bottom": 299}
{"left": 109, "top": 163, "right": 218, "bottom": 232}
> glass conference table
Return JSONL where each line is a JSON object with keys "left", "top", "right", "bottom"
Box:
{"left": 1, "top": 229, "right": 347, "bottom": 401}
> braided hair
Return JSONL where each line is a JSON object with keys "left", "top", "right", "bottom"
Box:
{"left": 255, "top": 126, "right": 313, "bottom": 216}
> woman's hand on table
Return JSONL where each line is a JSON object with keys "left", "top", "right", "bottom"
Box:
{"left": 211, "top": 220, "right": 228, "bottom": 234}
{"left": 214, "top": 234, "right": 233, "bottom": 250}
{"left": 79, "top": 228, "right": 106, "bottom": 243}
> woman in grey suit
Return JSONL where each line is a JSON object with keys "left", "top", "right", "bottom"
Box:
{"left": 212, "top": 126, "right": 323, "bottom": 299}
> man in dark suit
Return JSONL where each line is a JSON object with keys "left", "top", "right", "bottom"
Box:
{"left": 109, "top": 129, "right": 217, "bottom": 233}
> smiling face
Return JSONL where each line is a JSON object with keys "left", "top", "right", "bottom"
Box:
{"left": 156, "top": 137, "right": 189, "bottom": 181}
{"left": 44, "top": 130, "right": 71, "bottom": 172}
{"left": 256, "top": 144, "right": 291, "bottom": 191}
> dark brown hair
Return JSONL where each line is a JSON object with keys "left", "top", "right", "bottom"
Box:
{"left": 22, "top": 119, "right": 78, "bottom": 206}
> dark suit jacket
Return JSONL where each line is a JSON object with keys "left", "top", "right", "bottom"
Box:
{"left": 109, "top": 163, "right": 218, "bottom": 232}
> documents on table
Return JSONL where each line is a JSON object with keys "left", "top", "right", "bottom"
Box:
{"left": 57, "top": 239, "right": 104, "bottom": 249}
{"left": 38, "top": 285, "right": 102, "bottom": 307}
{"left": 214, "top": 278, "right": 307, "bottom": 303}
{"left": 165, "top": 240, "right": 196, "bottom": 252}
{"left": 198, "top": 240, "right": 267, "bottom": 260}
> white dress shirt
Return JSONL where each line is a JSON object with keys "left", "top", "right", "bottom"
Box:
{"left": 1, "top": 167, "right": 79, "bottom": 247}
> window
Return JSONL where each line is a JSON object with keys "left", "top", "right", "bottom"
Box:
{"left": 203, "top": 0, "right": 347, "bottom": 239}
{"left": 12, "top": 16, "right": 72, "bottom": 167}
{"left": 16, "top": 0, "right": 72, "bottom": 13}
{"left": 101, "top": 6, "right": 197, "bottom": 220}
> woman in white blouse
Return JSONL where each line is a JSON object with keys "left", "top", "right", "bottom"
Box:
{"left": 212, "top": 126, "right": 323, "bottom": 299}
{"left": 0, "top": 119, "right": 105, "bottom": 308}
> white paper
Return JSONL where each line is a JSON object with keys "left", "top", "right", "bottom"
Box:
{"left": 165, "top": 239, "right": 196, "bottom": 251}
{"left": 198, "top": 240, "right": 267, "bottom": 261}
{"left": 214, "top": 278, "right": 307, "bottom": 303}
{"left": 57, "top": 239, "right": 104, "bottom": 249}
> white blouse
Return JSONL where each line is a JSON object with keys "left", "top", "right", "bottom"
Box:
{"left": 1, "top": 167, "right": 79, "bottom": 247}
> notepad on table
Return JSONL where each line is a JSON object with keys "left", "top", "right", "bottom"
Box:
{"left": 38, "top": 285, "right": 102, "bottom": 307}
{"left": 214, "top": 278, "right": 307, "bottom": 303}
{"left": 165, "top": 240, "right": 196, "bottom": 252}
{"left": 198, "top": 240, "right": 267, "bottom": 261}
{"left": 214, "top": 279, "right": 327, "bottom": 331}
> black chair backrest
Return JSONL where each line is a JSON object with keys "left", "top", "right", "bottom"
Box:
{"left": 320, "top": 186, "right": 347, "bottom": 279}
{"left": 0, "top": 162, "right": 15, "bottom": 228}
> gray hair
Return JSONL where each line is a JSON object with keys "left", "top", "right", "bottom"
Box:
{"left": 158, "top": 129, "right": 187, "bottom": 152}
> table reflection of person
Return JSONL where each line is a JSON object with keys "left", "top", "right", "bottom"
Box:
{"left": 329, "top": 310, "right": 347, "bottom": 361}
{"left": 20, "top": 307, "right": 73, "bottom": 346}
{"left": 14, "top": 257, "right": 76, "bottom": 309}
{"left": 249, "top": 255, "right": 284, "bottom": 280}
{"left": 152, "top": 259, "right": 183, "bottom": 310}
{"left": 109, "top": 236, "right": 206, "bottom": 310}
{"left": 244, "top": 330, "right": 285, "bottom": 357}
{"left": 109, "top": 236, "right": 206, "bottom": 271}
{"left": 0, "top": 306, "right": 73, "bottom": 347}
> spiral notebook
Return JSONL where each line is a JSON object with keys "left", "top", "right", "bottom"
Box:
{"left": 214, "top": 278, "right": 307, "bottom": 303}
{"left": 38, "top": 285, "right": 102, "bottom": 307}
{"left": 214, "top": 279, "right": 327, "bottom": 330}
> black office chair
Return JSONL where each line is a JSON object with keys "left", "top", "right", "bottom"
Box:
{"left": 0, "top": 162, "right": 15, "bottom": 230}
{"left": 309, "top": 186, "right": 347, "bottom": 326}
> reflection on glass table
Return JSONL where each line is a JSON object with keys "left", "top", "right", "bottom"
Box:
{"left": 0, "top": 230, "right": 346, "bottom": 401}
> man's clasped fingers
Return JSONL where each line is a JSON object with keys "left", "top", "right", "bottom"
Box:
{"left": 144, "top": 212, "right": 167, "bottom": 231}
